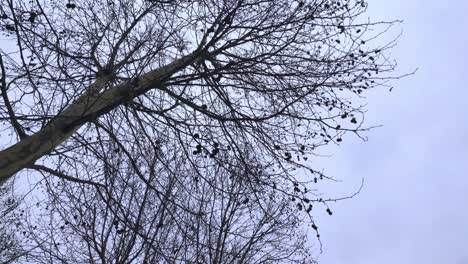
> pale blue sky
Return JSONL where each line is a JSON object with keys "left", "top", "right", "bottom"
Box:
{"left": 315, "top": 1, "right": 468, "bottom": 263}
{"left": 1, "top": 1, "right": 467, "bottom": 263}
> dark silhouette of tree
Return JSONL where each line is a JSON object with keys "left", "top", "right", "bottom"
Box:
{"left": 0, "top": 182, "right": 26, "bottom": 264}
{"left": 15, "top": 147, "right": 316, "bottom": 263}
{"left": 0, "top": 0, "right": 401, "bottom": 262}
{"left": 0, "top": 0, "right": 397, "bottom": 184}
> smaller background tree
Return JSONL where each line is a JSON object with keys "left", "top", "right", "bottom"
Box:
{"left": 0, "top": 181, "right": 27, "bottom": 264}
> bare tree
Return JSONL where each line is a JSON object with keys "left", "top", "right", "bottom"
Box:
{"left": 0, "top": 0, "right": 400, "bottom": 262}
{"left": 0, "top": 0, "right": 396, "bottom": 184}
{"left": 0, "top": 181, "right": 27, "bottom": 264}
{"left": 13, "top": 143, "right": 315, "bottom": 263}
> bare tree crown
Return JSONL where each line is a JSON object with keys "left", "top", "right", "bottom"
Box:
{"left": 0, "top": 0, "right": 398, "bottom": 262}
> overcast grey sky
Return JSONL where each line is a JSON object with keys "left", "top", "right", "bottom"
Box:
{"left": 1, "top": 1, "right": 466, "bottom": 263}
{"left": 314, "top": 0, "right": 468, "bottom": 263}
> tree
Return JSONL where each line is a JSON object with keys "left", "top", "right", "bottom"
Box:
{"left": 0, "top": 0, "right": 395, "bottom": 184}
{"left": 16, "top": 147, "right": 315, "bottom": 263}
{"left": 0, "top": 181, "right": 26, "bottom": 264}
{"left": 0, "top": 0, "right": 398, "bottom": 262}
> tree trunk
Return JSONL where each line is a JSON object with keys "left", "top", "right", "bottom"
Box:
{"left": 0, "top": 52, "right": 198, "bottom": 185}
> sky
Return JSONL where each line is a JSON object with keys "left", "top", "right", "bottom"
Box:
{"left": 314, "top": 0, "right": 468, "bottom": 263}
{"left": 1, "top": 1, "right": 467, "bottom": 263}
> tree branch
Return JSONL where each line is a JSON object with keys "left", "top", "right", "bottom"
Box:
{"left": 28, "top": 164, "right": 104, "bottom": 187}
{"left": 0, "top": 54, "right": 26, "bottom": 139}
